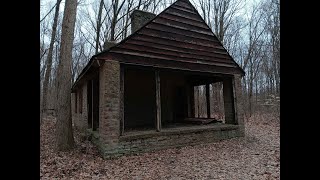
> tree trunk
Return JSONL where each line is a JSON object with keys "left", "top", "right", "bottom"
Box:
{"left": 103, "top": 0, "right": 125, "bottom": 46}
{"left": 55, "top": 0, "right": 78, "bottom": 151}
{"left": 110, "top": 0, "right": 120, "bottom": 42}
{"left": 255, "top": 76, "right": 258, "bottom": 104}
{"left": 110, "top": 17, "right": 116, "bottom": 41}
{"left": 95, "top": 0, "right": 104, "bottom": 54}
{"left": 249, "top": 78, "right": 253, "bottom": 117}
{"left": 41, "top": 0, "right": 62, "bottom": 122}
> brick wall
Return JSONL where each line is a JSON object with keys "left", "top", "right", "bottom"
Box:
{"left": 99, "top": 60, "right": 121, "bottom": 149}
{"left": 72, "top": 82, "right": 88, "bottom": 133}
{"left": 223, "top": 77, "right": 235, "bottom": 124}
{"left": 233, "top": 75, "right": 245, "bottom": 136}
{"left": 131, "top": 10, "right": 156, "bottom": 33}
{"left": 87, "top": 62, "right": 245, "bottom": 158}
{"left": 93, "top": 125, "right": 242, "bottom": 159}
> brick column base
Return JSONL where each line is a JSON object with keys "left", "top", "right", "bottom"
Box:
{"left": 98, "top": 60, "right": 121, "bottom": 154}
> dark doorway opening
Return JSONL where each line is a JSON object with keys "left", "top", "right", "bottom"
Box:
{"left": 124, "top": 66, "right": 156, "bottom": 131}
{"left": 92, "top": 76, "right": 99, "bottom": 131}
{"left": 87, "top": 73, "right": 100, "bottom": 131}
{"left": 87, "top": 80, "right": 92, "bottom": 129}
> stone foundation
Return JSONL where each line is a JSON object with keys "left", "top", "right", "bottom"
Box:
{"left": 91, "top": 124, "right": 242, "bottom": 159}
{"left": 73, "top": 63, "right": 245, "bottom": 159}
{"left": 99, "top": 60, "right": 121, "bottom": 147}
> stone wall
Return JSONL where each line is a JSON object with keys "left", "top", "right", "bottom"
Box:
{"left": 131, "top": 10, "right": 156, "bottom": 33}
{"left": 72, "top": 82, "right": 88, "bottom": 132}
{"left": 82, "top": 62, "right": 245, "bottom": 159}
{"left": 223, "top": 77, "right": 235, "bottom": 124}
{"left": 92, "top": 124, "right": 242, "bottom": 159}
{"left": 99, "top": 60, "right": 121, "bottom": 150}
{"left": 233, "top": 75, "right": 245, "bottom": 136}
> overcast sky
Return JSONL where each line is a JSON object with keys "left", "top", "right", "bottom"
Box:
{"left": 40, "top": 0, "right": 261, "bottom": 45}
{"left": 40, "top": 0, "right": 260, "bottom": 21}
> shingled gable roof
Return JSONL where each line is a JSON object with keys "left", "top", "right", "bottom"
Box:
{"left": 72, "top": 0, "right": 244, "bottom": 90}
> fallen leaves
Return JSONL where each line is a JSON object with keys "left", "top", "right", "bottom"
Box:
{"left": 41, "top": 112, "right": 280, "bottom": 179}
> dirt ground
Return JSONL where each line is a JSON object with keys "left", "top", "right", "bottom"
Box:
{"left": 40, "top": 112, "right": 280, "bottom": 180}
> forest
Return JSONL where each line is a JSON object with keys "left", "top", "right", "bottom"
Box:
{"left": 40, "top": 0, "right": 280, "bottom": 118}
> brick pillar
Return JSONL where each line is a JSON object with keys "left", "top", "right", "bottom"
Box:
{"left": 205, "top": 84, "right": 211, "bottom": 118}
{"left": 71, "top": 92, "right": 77, "bottom": 126}
{"left": 99, "top": 60, "right": 120, "bottom": 148}
{"left": 81, "top": 83, "right": 88, "bottom": 131}
{"left": 233, "top": 75, "right": 245, "bottom": 136}
{"left": 223, "top": 77, "right": 235, "bottom": 124}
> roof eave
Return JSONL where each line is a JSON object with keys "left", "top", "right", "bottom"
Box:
{"left": 71, "top": 57, "right": 97, "bottom": 92}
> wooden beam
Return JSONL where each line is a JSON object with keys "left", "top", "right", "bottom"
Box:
{"left": 231, "top": 76, "right": 238, "bottom": 124}
{"left": 187, "top": 84, "right": 191, "bottom": 117}
{"left": 155, "top": 70, "right": 161, "bottom": 132}
{"left": 120, "top": 66, "right": 125, "bottom": 135}
{"left": 187, "top": 84, "right": 195, "bottom": 118}
{"left": 206, "top": 84, "right": 211, "bottom": 118}
{"left": 105, "top": 53, "right": 244, "bottom": 75}
{"left": 92, "top": 77, "right": 100, "bottom": 131}
{"left": 91, "top": 79, "right": 94, "bottom": 129}
{"left": 190, "top": 85, "right": 195, "bottom": 118}
{"left": 111, "top": 48, "right": 235, "bottom": 67}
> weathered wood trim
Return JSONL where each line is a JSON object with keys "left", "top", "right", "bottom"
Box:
{"left": 232, "top": 76, "right": 238, "bottom": 125}
{"left": 206, "top": 84, "right": 211, "bottom": 118}
{"left": 155, "top": 70, "right": 161, "bottom": 132}
{"left": 120, "top": 66, "right": 125, "bottom": 135}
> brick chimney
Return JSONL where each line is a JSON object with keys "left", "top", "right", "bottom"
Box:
{"left": 103, "top": 41, "right": 117, "bottom": 51}
{"left": 131, "top": 10, "right": 156, "bottom": 33}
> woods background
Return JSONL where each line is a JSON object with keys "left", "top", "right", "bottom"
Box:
{"left": 40, "top": 0, "right": 280, "bottom": 119}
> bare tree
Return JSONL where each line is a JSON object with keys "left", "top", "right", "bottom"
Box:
{"left": 149, "top": 0, "right": 162, "bottom": 13}
{"left": 109, "top": 0, "right": 126, "bottom": 42}
{"left": 40, "top": 0, "right": 61, "bottom": 23}
{"left": 265, "top": 0, "right": 280, "bottom": 95}
{"left": 55, "top": 0, "right": 78, "bottom": 151}
{"left": 122, "top": 0, "right": 133, "bottom": 38}
{"left": 95, "top": 0, "right": 105, "bottom": 54}
{"left": 242, "top": 1, "right": 267, "bottom": 116}
{"left": 211, "top": 0, "right": 243, "bottom": 43}
{"left": 100, "top": 0, "right": 163, "bottom": 46}
{"left": 72, "top": 23, "right": 91, "bottom": 83}
{"left": 160, "top": 0, "right": 174, "bottom": 9}
{"left": 195, "top": 0, "right": 245, "bottom": 116}
{"left": 199, "top": 0, "right": 212, "bottom": 28}
{"left": 40, "top": 13, "right": 49, "bottom": 84}
{"left": 41, "top": 0, "right": 62, "bottom": 122}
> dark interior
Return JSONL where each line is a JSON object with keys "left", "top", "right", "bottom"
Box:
{"left": 92, "top": 75, "right": 99, "bottom": 131}
{"left": 124, "top": 66, "right": 156, "bottom": 131}
{"left": 87, "top": 80, "right": 92, "bottom": 128}
{"left": 160, "top": 70, "right": 187, "bottom": 126}
{"left": 160, "top": 70, "right": 226, "bottom": 128}
{"left": 87, "top": 73, "right": 100, "bottom": 131}
{"left": 122, "top": 65, "right": 232, "bottom": 132}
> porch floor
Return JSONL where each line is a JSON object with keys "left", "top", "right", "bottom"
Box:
{"left": 120, "top": 123, "right": 239, "bottom": 141}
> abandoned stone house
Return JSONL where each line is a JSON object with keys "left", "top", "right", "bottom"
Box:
{"left": 71, "top": 0, "right": 245, "bottom": 158}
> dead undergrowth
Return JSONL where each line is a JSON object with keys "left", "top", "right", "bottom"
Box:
{"left": 41, "top": 112, "right": 280, "bottom": 179}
